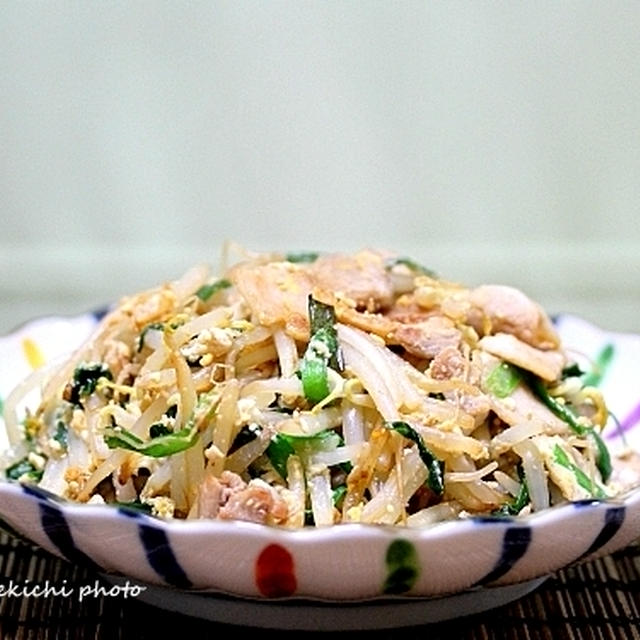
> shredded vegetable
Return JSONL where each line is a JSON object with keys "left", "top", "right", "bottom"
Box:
{"left": 0, "top": 246, "right": 633, "bottom": 526}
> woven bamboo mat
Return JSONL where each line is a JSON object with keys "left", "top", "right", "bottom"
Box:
{"left": 0, "top": 531, "right": 638, "bottom": 639}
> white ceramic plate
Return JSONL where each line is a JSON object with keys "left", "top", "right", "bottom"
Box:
{"left": 1, "top": 312, "right": 639, "bottom": 629}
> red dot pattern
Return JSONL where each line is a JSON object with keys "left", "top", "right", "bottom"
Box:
{"left": 255, "top": 543, "right": 297, "bottom": 597}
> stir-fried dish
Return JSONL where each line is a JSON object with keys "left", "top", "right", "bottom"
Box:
{"left": 0, "top": 248, "right": 630, "bottom": 527}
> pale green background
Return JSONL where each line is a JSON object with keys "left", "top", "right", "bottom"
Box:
{"left": 1, "top": 2, "right": 639, "bottom": 335}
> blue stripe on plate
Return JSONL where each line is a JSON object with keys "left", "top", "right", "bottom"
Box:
{"left": 91, "top": 306, "right": 110, "bottom": 321}
{"left": 119, "top": 509, "right": 192, "bottom": 589}
{"left": 577, "top": 506, "right": 626, "bottom": 561}
{"left": 21, "top": 483, "right": 66, "bottom": 503}
{"left": 571, "top": 498, "right": 604, "bottom": 508}
{"left": 471, "top": 515, "right": 515, "bottom": 524}
{"left": 20, "top": 486, "right": 102, "bottom": 571}
{"left": 473, "top": 526, "right": 532, "bottom": 586}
